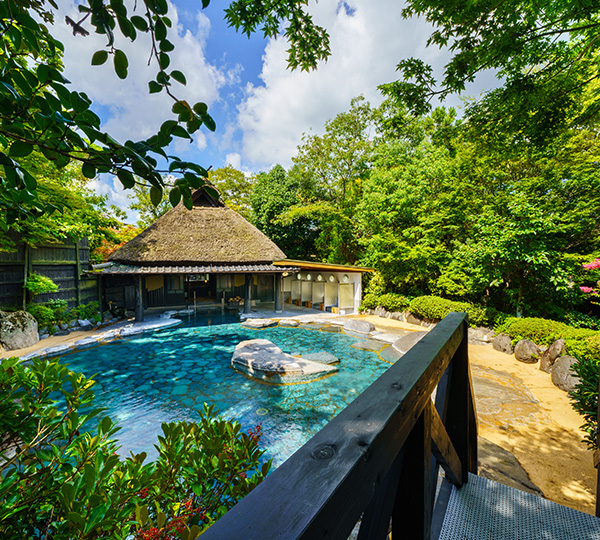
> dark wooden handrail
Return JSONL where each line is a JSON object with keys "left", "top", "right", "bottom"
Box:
{"left": 203, "top": 312, "right": 477, "bottom": 539}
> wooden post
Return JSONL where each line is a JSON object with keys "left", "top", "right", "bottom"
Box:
{"left": 22, "top": 244, "right": 29, "bottom": 309}
{"left": 75, "top": 238, "right": 82, "bottom": 305}
{"left": 134, "top": 275, "right": 144, "bottom": 322}
{"left": 595, "top": 370, "right": 600, "bottom": 518}
{"left": 244, "top": 274, "right": 252, "bottom": 314}
{"left": 274, "top": 274, "right": 283, "bottom": 313}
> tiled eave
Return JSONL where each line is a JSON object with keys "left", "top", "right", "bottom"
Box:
{"left": 88, "top": 262, "right": 300, "bottom": 275}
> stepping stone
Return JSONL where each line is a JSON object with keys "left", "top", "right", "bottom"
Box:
{"left": 343, "top": 319, "right": 376, "bottom": 337}
{"left": 231, "top": 339, "right": 337, "bottom": 384}
{"left": 301, "top": 352, "right": 340, "bottom": 365}
{"left": 241, "top": 318, "right": 277, "bottom": 329}
{"left": 298, "top": 323, "right": 326, "bottom": 330}
{"left": 278, "top": 319, "right": 300, "bottom": 327}
{"left": 380, "top": 345, "right": 403, "bottom": 364}
{"left": 319, "top": 326, "right": 341, "bottom": 333}
{"left": 352, "top": 340, "right": 384, "bottom": 352}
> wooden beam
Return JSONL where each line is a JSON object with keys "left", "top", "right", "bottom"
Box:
{"left": 430, "top": 400, "right": 463, "bottom": 486}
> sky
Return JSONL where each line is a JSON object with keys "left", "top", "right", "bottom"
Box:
{"left": 51, "top": 0, "right": 497, "bottom": 223}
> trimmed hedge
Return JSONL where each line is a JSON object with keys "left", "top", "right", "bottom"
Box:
{"left": 497, "top": 317, "right": 597, "bottom": 346}
{"left": 408, "top": 295, "right": 500, "bottom": 327}
{"left": 360, "top": 293, "right": 409, "bottom": 313}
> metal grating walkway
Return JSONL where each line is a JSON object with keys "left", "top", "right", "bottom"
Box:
{"left": 438, "top": 473, "right": 600, "bottom": 540}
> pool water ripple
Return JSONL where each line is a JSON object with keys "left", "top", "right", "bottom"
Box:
{"left": 57, "top": 314, "right": 391, "bottom": 466}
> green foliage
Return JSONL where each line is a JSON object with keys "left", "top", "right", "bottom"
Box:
{"left": 128, "top": 183, "right": 171, "bottom": 229}
{"left": 208, "top": 166, "right": 254, "bottom": 221}
{"left": 408, "top": 295, "right": 500, "bottom": 327}
{"left": 360, "top": 293, "right": 379, "bottom": 311}
{"left": 0, "top": 358, "right": 270, "bottom": 538}
{"left": 0, "top": 0, "right": 330, "bottom": 227}
{"left": 24, "top": 273, "right": 58, "bottom": 298}
{"left": 70, "top": 301, "right": 102, "bottom": 324}
{"left": 497, "top": 317, "right": 597, "bottom": 346}
{"left": 564, "top": 311, "right": 600, "bottom": 331}
{"left": 570, "top": 354, "right": 600, "bottom": 449}
{"left": 25, "top": 303, "right": 55, "bottom": 327}
{"left": 378, "top": 293, "right": 410, "bottom": 313}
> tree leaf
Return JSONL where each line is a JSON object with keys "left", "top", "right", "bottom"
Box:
{"left": 170, "top": 70, "right": 186, "bottom": 86}
{"left": 148, "top": 81, "right": 162, "bottom": 94}
{"left": 130, "top": 15, "right": 148, "bottom": 31}
{"left": 202, "top": 114, "right": 216, "bottom": 132}
{"left": 91, "top": 50, "right": 109, "bottom": 66}
{"left": 117, "top": 169, "right": 135, "bottom": 189}
{"left": 113, "top": 49, "right": 129, "bottom": 79}
{"left": 82, "top": 163, "right": 96, "bottom": 179}
{"left": 169, "top": 187, "right": 181, "bottom": 206}
{"left": 9, "top": 141, "right": 33, "bottom": 158}
{"left": 150, "top": 185, "right": 163, "bottom": 207}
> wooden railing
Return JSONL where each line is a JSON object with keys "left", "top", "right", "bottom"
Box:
{"left": 202, "top": 312, "right": 477, "bottom": 540}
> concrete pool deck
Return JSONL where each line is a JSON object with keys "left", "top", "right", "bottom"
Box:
{"left": 1, "top": 308, "right": 596, "bottom": 515}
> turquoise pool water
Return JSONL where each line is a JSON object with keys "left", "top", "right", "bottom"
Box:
{"left": 57, "top": 312, "right": 391, "bottom": 465}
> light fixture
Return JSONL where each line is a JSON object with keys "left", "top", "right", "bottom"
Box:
{"left": 306, "top": 273, "right": 312, "bottom": 281}
{"left": 328, "top": 274, "right": 336, "bottom": 283}
{"left": 282, "top": 272, "right": 289, "bottom": 277}
{"left": 316, "top": 274, "right": 323, "bottom": 282}
{"left": 297, "top": 273, "right": 302, "bottom": 280}
{"left": 342, "top": 274, "right": 349, "bottom": 283}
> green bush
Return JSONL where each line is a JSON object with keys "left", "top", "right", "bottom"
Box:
{"left": 571, "top": 355, "right": 600, "bottom": 449}
{"left": 0, "top": 358, "right": 270, "bottom": 539}
{"left": 408, "top": 295, "right": 500, "bottom": 326}
{"left": 497, "top": 317, "right": 597, "bottom": 346}
{"left": 47, "top": 298, "right": 69, "bottom": 324}
{"left": 378, "top": 293, "right": 410, "bottom": 313}
{"left": 24, "top": 273, "right": 58, "bottom": 298}
{"left": 360, "top": 293, "right": 379, "bottom": 311}
{"left": 70, "top": 300, "right": 102, "bottom": 323}
{"left": 26, "top": 303, "right": 55, "bottom": 327}
{"left": 564, "top": 311, "right": 600, "bottom": 330}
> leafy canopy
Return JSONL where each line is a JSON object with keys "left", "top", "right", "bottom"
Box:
{"left": 0, "top": 0, "right": 330, "bottom": 227}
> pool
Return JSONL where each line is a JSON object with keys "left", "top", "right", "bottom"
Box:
{"left": 56, "top": 311, "right": 392, "bottom": 466}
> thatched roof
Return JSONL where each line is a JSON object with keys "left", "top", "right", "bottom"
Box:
{"left": 109, "top": 189, "right": 286, "bottom": 265}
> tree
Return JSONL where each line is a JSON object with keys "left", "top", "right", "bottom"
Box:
{"left": 387, "top": 0, "right": 600, "bottom": 142}
{"left": 129, "top": 183, "right": 171, "bottom": 229}
{"left": 0, "top": 0, "right": 331, "bottom": 226}
{"left": 286, "top": 96, "right": 374, "bottom": 263}
{"left": 250, "top": 164, "right": 317, "bottom": 259}
{"left": 208, "top": 166, "right": 254, "bottom": 221}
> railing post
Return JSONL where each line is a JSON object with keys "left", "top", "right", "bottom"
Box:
{"left": 595, "top": 370, "right": 600, "bottom": 517}
{"left": 442, "top": 317, "right": 475, "bottom": 483}
{"left": 392, "top": 403, "right": 432, "bottom": 540}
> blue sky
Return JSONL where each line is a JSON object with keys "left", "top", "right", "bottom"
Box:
{"left": 52, "top": 0, "right": 497, "bottom": 222}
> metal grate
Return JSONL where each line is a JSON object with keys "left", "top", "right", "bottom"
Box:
{"left": 438, "top": 473, "right": 600, "bottom": 540}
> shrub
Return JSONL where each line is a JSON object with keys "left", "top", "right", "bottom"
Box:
{"left": 408, "top": 295, "right": 500, "bottom": 327}
{"left": 0, "top": 358, "right": 270, "bottom": 539}
{"left": 497, "top": 317, "right": 597, "bottom": 346}
{"left": 25, "top": 303, "right": 55, "bottom": 327}
{"left": 70, "top": 300, "right": 102, "bottom": 323}
{"left": 24, "top": 273, "right": 58, "bottom": 298}
{"left": 570, "top": 354, "right": 600, "bottom": 450}
{"left": 47, "top": 298, "right": 69, "bottom": 324}
{"left": 360, "top": 293, "right": 379, "bottom": 311}
{"left": 378, "top": 293, "right": 410, "bottom": 313}
{"left": 564, "top": 311, "right": 600, "bottom": 330}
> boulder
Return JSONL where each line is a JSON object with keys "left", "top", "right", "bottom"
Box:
{"left": 278, "top": 319, "right": 299, "bottom": 327}
{"left": 0, "top": 310, "right": 39, "bottom": 351}
{"left": 514, "top": 339, "right": 541, "bottom": 364}
{"left": 301, "top": 351, "right": 339, "bottom": 365}
{"left": 539, "top": 339, "right": 566, "bottom": 373}
{"left": 492, "top": 334, "right": 514, "bottom": 355}
{"left": 231, "top": 339, "right": 337, "bottom": 383}
{"left": 77, "top": 319, "right": 92, "bottom": 328}
{"left": 392, "top": 331, "right": 428, "bottom": 354}
{"left": 551, "top": 356, "right": 580, "bottom": 392}
{"left": 240, "top": 318, "right": 277, "bottom": 329}
{"left": 343, "top": 319, "right": 375, "bottom": 336}
{"left": 468, "top": 327, "right": 496, "bottom": 345}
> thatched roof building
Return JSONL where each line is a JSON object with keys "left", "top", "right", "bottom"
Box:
{"left": 93, "top": 187, "right": 369, "bottom": 320}
{"left": 109, "top": 189, "right": 285, "bottom": 266}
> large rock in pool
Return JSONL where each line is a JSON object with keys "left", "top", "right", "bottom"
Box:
{"left": 231, "top": 339, "right": 337, "bottom": 383}
{"left": 343, "top": 319, "right": 375, "bottom": 336}
{"left": 0, "top": 310, "right": 38, "bottom": 351}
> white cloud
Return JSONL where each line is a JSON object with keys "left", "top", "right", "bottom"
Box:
{"left": 236, "top": 0, "right": 499, "bottom": 168}
{"left": 225, "top": 152, "right": 241, "bottom": 169}
{"left": 90, "top": 175, "right": 139, "bottom": 223}
{"left": 53, "top": 0, "right": 226, "bottom": 146}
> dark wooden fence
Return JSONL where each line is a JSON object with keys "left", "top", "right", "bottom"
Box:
{"left": 0, "top": 235, "right": 98, "bottom": 309}
{"left": 202, "top": 312, "right": 476, "bottom": 540}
